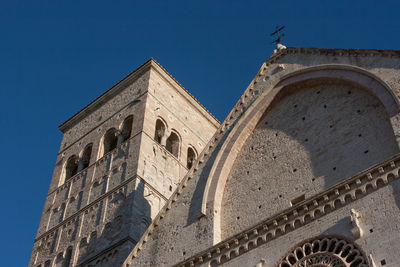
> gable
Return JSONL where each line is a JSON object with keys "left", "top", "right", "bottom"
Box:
{"left": 123, "top": 48, "right": 400, "bottom": 267}
{"left": 221, "top": 78, "right": 399, "bottom": 239}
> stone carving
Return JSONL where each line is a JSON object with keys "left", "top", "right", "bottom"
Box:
{"left": 32, "top": 49, "right": 400, "bottom": 267}
{"left": 350, "top": 209, "right": 363, "bottom": 239}
{"left": 297, "top": 254, "right": 345, "bottom": 267}
{"left": 170, "top": 155, "right": 399, "bottom": 267}
{"left": 273, "top": 43, "right": 287, "bottom": 55}
{"left": 256, "top": 258, "right": 266, "bottom": 267}
{"left": 276, "top": 236, "right": 368, "bottom": 267}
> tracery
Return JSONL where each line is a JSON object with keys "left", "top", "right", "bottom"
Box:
{"left": 277, "top": 236, "right": 368, "bottom": 267}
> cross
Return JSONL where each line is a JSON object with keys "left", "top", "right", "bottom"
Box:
{"left": 270, "top": 25, "right": 285, "bottom": 44}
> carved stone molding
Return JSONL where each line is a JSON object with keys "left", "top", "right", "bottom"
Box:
{"left": 123, "top": 47, "right": 400, "bottom": 266}
{"left": 276, "top": 236, "right": 368, "bottom": 267}
{"left": 35, "top": 175, "right": 135, "bottom": 242}
{"left": 173, "top": 154, "right": 399, "bottom": 267}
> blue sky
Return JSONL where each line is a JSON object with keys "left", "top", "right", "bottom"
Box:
{"left": 1, "top": 1, "right": 399, "bottom": 265}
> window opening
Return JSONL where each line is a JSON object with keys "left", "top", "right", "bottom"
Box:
{"left": 166, "top": 131, "right": 180, "bottom": 157}
{"left": 79, "top": 144, "right": 92, "bottom": 170}
{"left": 103, "top": 128, "right": 118, "bottom": 155}
{"left": 65, "top": 155, "right": 78, "bottom": 180}
{"left": 154, "top": 119, "right": 166, "bottom": 145}
{"left": 187, "top": 147, "right": 196, "bottom": 169}
{"left": 63, "top": 246, "right": 73, "bottom": 267}
{"left": 121, "top": 115, "right": 133, "bottom": 143}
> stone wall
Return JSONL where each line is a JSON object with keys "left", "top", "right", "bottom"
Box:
{"left": 221, "top": 79, "right": 399, "bottom": 239}
{"left": 220, "top": 179, "right": 400, "bottom": 267}
{"left": 30, "top": 59, "right": 219, "bottom": 267}
{"left": 124, "top": 48, "right": 400, "bottom": 267}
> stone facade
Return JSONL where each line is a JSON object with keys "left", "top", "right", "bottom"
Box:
{"left": 29, "top": 59, "right": 219, "bottom": 267}
{"left": 122, "top": 47, "right": 400, "bottom": 267}
{"left": 31, "top": 46, "right": 400, "bottom": 267}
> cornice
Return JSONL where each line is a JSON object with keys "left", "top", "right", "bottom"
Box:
{"left": 77, "top": 237, "right": 136, "bottom": 267}
{"left": 57, "top": 91, "right": 146, "bottom": 156}
{"left": 176, "top": 153, "right": 400, "bottom": 266}
{"left": 35, "top": 175, "right": 135, "bottom": 242}
{"left": 123, "top": 47, "right": 400, "bottom": 265}
{"left": 35, "top": 173, "right": 166, "bottom": 243}
{"left": 149, "top": 59, "right": 220, "bottom": 128}
{"left": 59, "top": 59, "right": 153, "bottom": 133}
{"left": 50, "top": 132, "right": 141, "bottom": 195}
{"left": 59, "top": 47, "right": 400, "bottom": 133}
{"left": 58, "top": 58, "right": 220, "bottom": 133}
{"left": 284, "top": 47, "right": 400, "bottom": 58}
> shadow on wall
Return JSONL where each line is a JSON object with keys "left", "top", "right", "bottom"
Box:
{"left": 391, "top": 179, "right": 400, "bottom": 212}
{"left": 254, "top": 79, "right": 399, "bottom": 191}
{"left": 219, "top": 79, "right": 400, "bottom": 239}
{"left": 187, "top": 141, "right": 222, "bottom": 225}
{"left": 75, "top": 179, "right": 152, "bottom": 267}
{"left": 56, "top": 140, "right": 152, "bottom": 267}
{"left": 321, "top": 217, "right": 353, "bottom": 238}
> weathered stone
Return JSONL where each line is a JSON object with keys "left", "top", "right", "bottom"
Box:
{"left": 31, "top": 47, "right": 400, "bottom": 267}
{"left": 29, "top": 59, "right": 219, "bottom": 267}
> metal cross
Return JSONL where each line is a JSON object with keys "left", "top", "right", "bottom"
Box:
{"left": 270, "top": 25, "right": 285, "bottom": 44}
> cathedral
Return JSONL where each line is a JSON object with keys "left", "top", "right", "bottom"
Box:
{"left": 30, "top": 44, "right": 400, "bottom": 267}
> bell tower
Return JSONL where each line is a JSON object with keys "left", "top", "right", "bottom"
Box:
{"left": 29, "top": 59, "right": 219, "bottom": 267}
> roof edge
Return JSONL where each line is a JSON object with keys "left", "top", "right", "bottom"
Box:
{"left": 58, "top": 58, "right": 153, "bottom": 133}
{"left": 274, "top": 46, "right": 400, "bottom": 60}
{"left": 58, "top": 58, "right": 220, "bottom": 133}
{"left": 149, "top": 59, "right": 220, "bottom": 128}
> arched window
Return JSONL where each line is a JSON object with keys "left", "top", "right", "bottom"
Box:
{"left": 65, "top": 155, "right": 78, "bottom": 180}
{"left": 90, "top": 231, "right": 97, "bottom": 241}
{"left": 79, "top": 237, "right": 87, "bottom": 248}
{"left": 63, "top": 246, "right": 72, "bottom": 267}
{"left": 59, "top": 203, "right": 66, "bottom": 223}
{"left": 44, "top": 260, "right": 51, "bottom": 267}
{"left": 79, "top": 143, "right": 92, "bottom": 171}
{"left": 154, "top": 119, "right": 166, "bottom": 144}
{"left": 103, "top": 128, "right": 118, "bottom": 155}
{"left": 55, "top": 252, "right": 63, "bottom": 267}
{"left": 187, "top": 146, "right": 197, "bottom": 169}
{"left": 121, "top": 115, "right": 133, "bottom": 143}
{"left": 166, "top": 131, "right": 180, "bottom": 158}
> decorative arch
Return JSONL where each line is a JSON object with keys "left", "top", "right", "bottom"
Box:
{"left": 187, "top": 145, "right": 198, "bottom": 169}
{"left": 59, "top": 155, "right": 79, "bottom": 185}
{"left": 154, "top": 117, "right": 168, "bottom": 145}
{"left": 201, "top": 64, "right": 400, "bottom": 243}
{"left": 275, "top": 235, "right": 368, "bottom": 267}
{"left": 166, "top": 129, "right": 181, "bottom": 158}
{"left": 64, "top": 246, "right": 73, "bottom": 267}
{"left": 120, "top": 115, "right": 133, "bottom": 144}
{"left": 101, "top": 128, "right": 119, "bottom": 156}
{"left": 79, "top": 143, "right": 93, "bottom": 171}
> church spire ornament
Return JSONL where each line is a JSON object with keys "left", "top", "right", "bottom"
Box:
{"left": 270, "top": 25, "right": 287, "bottom": 54}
